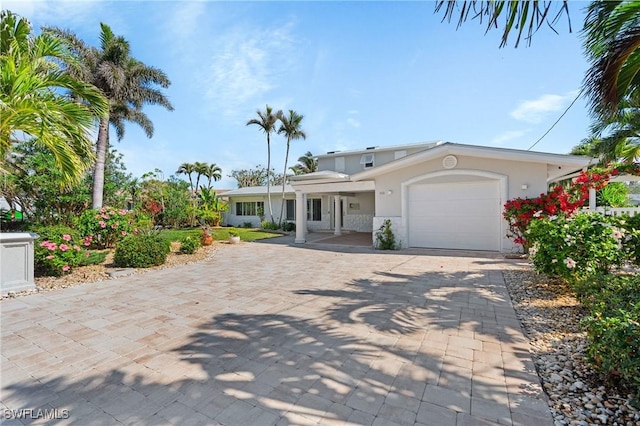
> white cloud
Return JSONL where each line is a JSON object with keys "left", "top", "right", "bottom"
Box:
{"left": 202, "top": 20, "right": 299, "bottom": 119}
{"left": 510, "top": 91, "right": 579, "bottom": 123}
{"left": 491, "top": 129, "right": 529, "bottom": 146}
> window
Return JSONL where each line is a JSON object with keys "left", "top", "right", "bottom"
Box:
{"left": 286, "top": 199, "right": 295, "bottom": 221}
{"left": 360, "top": 153, "right": 374, "bottom": 168}
{"left": 235, "top": 201, "right": 264, "bottom": 216}
{"left": 307, "top": 198, "right": 322, "bottom": 221}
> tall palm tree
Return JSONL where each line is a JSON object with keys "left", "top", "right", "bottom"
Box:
{"left": 176, "top": 162, "right": 196, "bottom": 193}
{"left": 583, "top": 1, "right": 640, "bottom": 117}
{"left": 46, "top": 23, "right": 173, "bottom": 209}
{"left": 290, "top": 151, "right": 318, "bottom": 175}
{"left": 0, "top": 11, "right": 108, "bottom": 184}
{"left": 246, "top": 105, "right": 282, "bottom": 223}
{"left": 277, "top": 110, "right": 306, "bottom": 224}
{"left": 193, "top": 161, "right": 208, "bottom": 194}
{"left": 203, "top": 163, "right": 222, "bottom": 190}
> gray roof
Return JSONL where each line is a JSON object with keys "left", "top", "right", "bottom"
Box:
{"left": 223, "top": 185, "right": 295, "bottom": 197}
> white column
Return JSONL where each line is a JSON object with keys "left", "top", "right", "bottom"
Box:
{"left": 334, "top": 195, "right": 342, "bottom": 236}
{"left": 589, "top": 187, "right": 596, "bottom": 211}
{"left": 303, "top": 194, "right": 308, "bottom": 236}
{"left": 295, "top": 191, "right": 306, "bottom": 243}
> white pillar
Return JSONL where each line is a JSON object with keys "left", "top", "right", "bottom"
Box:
{"left": 303, "top": 193, "right": 308, "bottom": 236}
{"left": 589, "top": 187, "right": 596, "bottom": 211}
{"left": 334, "top": 195, "right": 342, "bottom": 236}
{"left": 295, "top": 191, "right": 306, "bottom": 243}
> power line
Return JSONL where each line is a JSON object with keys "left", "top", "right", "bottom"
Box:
{"left": 527, "top": 89, "right": 583, "bottom": 151}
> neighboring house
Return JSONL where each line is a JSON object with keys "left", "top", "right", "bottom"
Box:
{"left": 224, "top": 141, "right": 592, "bottom": 252}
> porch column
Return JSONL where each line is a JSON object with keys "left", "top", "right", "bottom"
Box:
{"left": 334, "top": 195, "right": 342, "bottom": 236}
{"left": 303, "top": 194, "right": 308, "bottom": 236}
{"left": 589, "top": 187, "right": 596, "bottom": 211}
{"left": 295, "top": 190, "right": 306, "bottom": 243}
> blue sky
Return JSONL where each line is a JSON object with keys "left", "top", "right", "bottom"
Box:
{"left": 7, "top": 1, "right": 590, "bottom": 189}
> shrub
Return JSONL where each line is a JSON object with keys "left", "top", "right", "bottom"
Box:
{"left": 76, "top": 206, "right": 133, "bottom": 248}
{"left": 242, "top": 221, "right": 253, "bottom": 228}
{"left": 228, "top": 229, "right": 239, "bottom": 237}
{"left": 261, "top": 220, "right": 279, "bottom": 230}
{"left": 527, "top": 212, "right": 625, "bottom": 279}
{"left": 282, "top": 221, "right": 295, "bottom": 232}
{"left": 620, "top": 214, "right": 640, "bottom": 266}
{"left": 32, "top": 225, "right": 88, "bottom": 276}
{"left": 375, "top": 219, "right": 397, "bottom": 250}
{"left": 114, "top": 234, "right": 170, "bottom": 268}
{"left": 579, "top": 274, "right": 640, "bottom": 396}
{"left": 179, "top": 236, "right": 200, "bottom": 255}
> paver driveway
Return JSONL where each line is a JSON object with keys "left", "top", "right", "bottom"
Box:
{"left": 1, "top": 238, "right": 552, "bottom": 425}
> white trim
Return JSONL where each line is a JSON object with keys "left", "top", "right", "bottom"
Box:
{"left": 352, "top": 143, "right": 592, "bottom": 181}
{"left": 400, "top": 169, "right": 508, "bottom": 251}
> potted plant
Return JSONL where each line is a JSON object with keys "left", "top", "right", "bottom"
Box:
{"left": 201, "top": 227, "right": 213, "bottom": 246}
{"left": 228, "top": 229, "right": 240, "bottom": 245}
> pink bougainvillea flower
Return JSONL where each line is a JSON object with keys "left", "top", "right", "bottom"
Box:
{"left": 74, "top": 245, "right": 81, "bottom": 251}
{"left": 121, "top": 231, "right": 127, "bottom": 236}
{"left": 62, "top": 234, "right": 72, "bottom": 241}
{"left": 46, "top": 255, "right": 54, "bottom": 260}
{"left": 120, "top": 209, "right": 127, "bottom": 215}
{"left": 111, "top": 224, "right": 117, "bottom": 229}
{"left": 59, "top": 244, "right": 69, "bottom": 252}
{"left": 47, "top": 243, "right": 57, "bottom": 250}
{"left": 40, "top": 241, "right": 49, "bottom": 247}
{"left": 62, "top": 265, "right": 70, "bottom": 272}
{"left": 101, "top": 214, "right": 109, "bottom": 219}
{"left": 99, "top": 221, "right": 107, "bottom": 228}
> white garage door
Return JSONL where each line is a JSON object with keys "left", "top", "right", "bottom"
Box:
{"left": 408, "top": 180, "right": 501, "bottom": 251}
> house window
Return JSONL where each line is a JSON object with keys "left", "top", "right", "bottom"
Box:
{"left": 307, "top": 198, "right": 321, "bottom": 221}
{"left": 360, "top": 153, "right": 374, "bottom": 169}
{"left": 235, "top": 201, "right": 264, "bottom": 216}
{"left": 286, "top": 199, "right": 295, "bottom": 221}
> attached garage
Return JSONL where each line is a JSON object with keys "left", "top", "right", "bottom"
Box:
{"left": 407, "top": 179, "right": 502, "bottom": 251}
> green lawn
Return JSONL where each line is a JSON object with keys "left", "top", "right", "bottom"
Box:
{"left": 159, "top": 227, "right": 282, "bottom": 243}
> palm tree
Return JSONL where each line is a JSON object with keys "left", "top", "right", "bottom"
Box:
{"left": 193, "top": 161, "right": 208, "bottom": 194}
{"left": 203, "top": 163, "right": 222, "bottom": 190}
{"left": 246, "top": 105, "right": 282, "bottom": 223}
{"left": 0, "top": 11, "right": 108, "bottom": 184}
{"left": 435, "top": 1, "right": 571, "bottom": 48}
{"left": 176, "top": 162, "right": 196, "bottom": 193}
{"left": 583, "top": 1, "right": 640, "bottom": 117}
{"left": 290, "top": 151, "right": 318, "bottom": 175}
{"left": 46, "top": 23, "right": 173, "bottom": 209}
{"left": 277, "top": 110, "right": 306, "bottom": 225}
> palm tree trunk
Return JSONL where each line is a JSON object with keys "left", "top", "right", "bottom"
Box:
{"left": 92, "top": 116, "right": 109, "bottom": 209}
{"left": 266, "top": 134, "right": 274, "bottom": 223}
{"left": 279, "top": 138, "right": 291, "bottom": 226}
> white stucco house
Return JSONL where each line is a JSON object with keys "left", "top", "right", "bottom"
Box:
{"left": 223, "top": 141, "right": 592, "bottom": 252}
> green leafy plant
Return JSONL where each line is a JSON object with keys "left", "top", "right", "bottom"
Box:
{"left": 261, "top": 220, "right": 279, "bottom": 230}
{"left": 579, "top": 274, "right": 640, "bottom": 397}
{"left": 113, "top": 234, "right": 170, "bottom": 268}
{"left": 228, "top": 229, "right": 239, "bottom": 237}
{"left": 527, "top": 212, "right": 625, "bottom": 279}
{"left": 375, "top": 219, "right": 397, "bottom": 250}
{"left": 179, "top": 236, "right": 200, "bottom": 254}
{"left": 32, "top": 225, "right": 89, "bottom": 276}
{"left": 282, "top": 221, "right": 295, "bottom": 232}
{"left": 242, "top": 221, "right": 253, "bottom": 228}
{"left": 76, "top": 206, "right": 133, "bottom": 248}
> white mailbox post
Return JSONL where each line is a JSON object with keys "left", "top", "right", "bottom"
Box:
{"left": 1, "top": 232, "right": 38, "bottom": 295}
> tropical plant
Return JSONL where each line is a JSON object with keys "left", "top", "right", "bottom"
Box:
{"left": 583, "top": 1, "right": 640, "bottom": 117}
{"left": 179, "top": 236, "right": 200, "bottom": 254}
{"left": 32, "top": 225, "right": 88, "bottom": 276}
{"left": 290, "top": 151, "right": 318, "bottom": 175}
{"left": 435, "top": 1, "right": 571, "bottom": 48}
{"left": 76, "top": 206, "right": 133, "bottom": 249}
{"left": 203, "top": 163, "right": 222, "bottom": 190}
{"left": 246, "top": 105, "right": 282, "bottom": 223}
{"left": 229, "top": 165, "right": 269, "bottom": 188}
{"left": 0, "top": 11, "right": 108, "bottom": 184}
{"left": 176, "top": 162, "right": 196, "bottom": 193}
{"left": 198, "top": 187, "right": 227, "bottom": 226}
{"left": 375, "top": 219, "right": 397, "bottom": 250}
{"left": 193, "top": 161, "right": 208, "bottom": 193}
{"left": 46, "top": 22, "right": 173, "bottom": 208}
{"left": 277, "top": 110, "right": 306, "bottom": 225}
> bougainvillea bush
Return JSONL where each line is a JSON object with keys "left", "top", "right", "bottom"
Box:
{"left": 76, "top": 207, "right": 133, "bottom": 249}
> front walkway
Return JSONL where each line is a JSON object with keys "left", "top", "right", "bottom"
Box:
{"left": 1, "top": 240, "right": 551, "bottom": 425}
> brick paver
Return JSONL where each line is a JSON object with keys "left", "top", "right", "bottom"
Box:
{"left": 0, "top": 237, "right": 552, "bottom": 425}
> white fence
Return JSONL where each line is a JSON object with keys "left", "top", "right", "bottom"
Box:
{"left": 594, "top": 207, "right": 640, "bottom": 217}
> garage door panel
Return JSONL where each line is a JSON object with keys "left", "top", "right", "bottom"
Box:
{"left": 408, "top": 180, "right": 501, "bottom": 251}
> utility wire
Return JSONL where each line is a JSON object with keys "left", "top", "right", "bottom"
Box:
{"left": 527, "top": 89, "right": 583, "bottom": 151}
